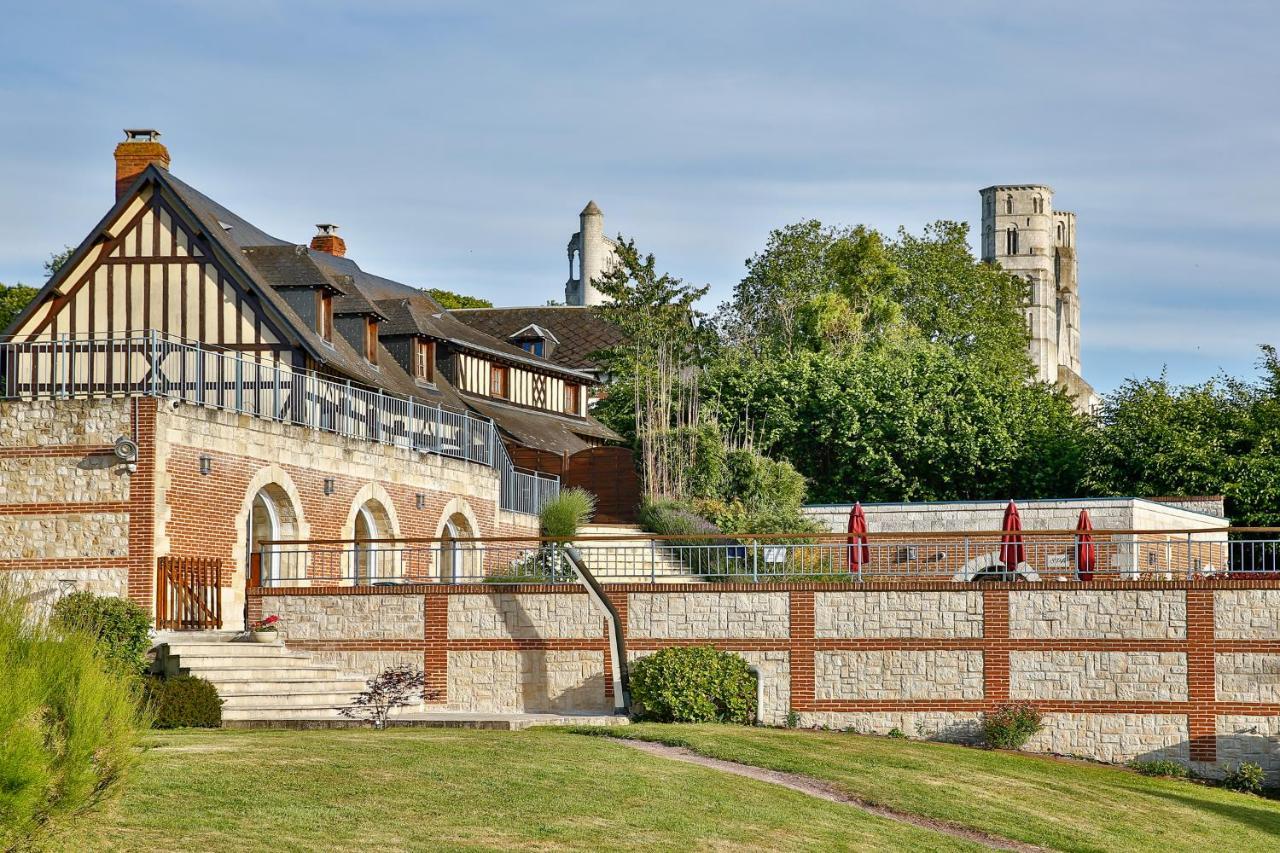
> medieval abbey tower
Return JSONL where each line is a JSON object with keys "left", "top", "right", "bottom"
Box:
{"left": 981, "top": 184, "right": 1096, "bottom": 409}
{"left": 564, "top": 200, "right": 620, "bottom": 306}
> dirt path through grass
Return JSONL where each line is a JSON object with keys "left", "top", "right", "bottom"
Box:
{"left": 620, "top": 738, "right": 1044, "bottom": 852}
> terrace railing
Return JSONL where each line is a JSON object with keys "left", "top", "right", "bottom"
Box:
{"left": 0, "top": 331, "right": 556, "bottom": 515}
{"left": 251, "top": 527, "right": 1280, "bottom": 588}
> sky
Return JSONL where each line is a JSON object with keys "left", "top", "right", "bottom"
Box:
{"left": 1, "top": 0, "right": 1276, "bottom": 395}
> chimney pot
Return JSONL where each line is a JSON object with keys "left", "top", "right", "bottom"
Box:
{"left": 310, "top": 224, "right": 347, "bottom": 257}
{"left": 114, "top": 128, "right": 170, "bottom": 201}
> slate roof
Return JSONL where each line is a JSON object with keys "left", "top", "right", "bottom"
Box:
{"left": 451, "top": 306, "right": 624, "bottom": 372}
{"left": 158, "top": 167, "right": 613, "bottom": 447}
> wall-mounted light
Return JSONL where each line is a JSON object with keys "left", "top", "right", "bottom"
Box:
{"left": 416, "top": 494, "right": 426, "bottom": 510}
{"left": 199, "top": 455, "right": 213, "bottom": 476}
{"left": 323, "top": 478, "right": 336, "bottom": 495}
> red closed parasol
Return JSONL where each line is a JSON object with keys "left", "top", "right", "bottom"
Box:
{"left": 1075, "top": 509, "right": 1096, "bottom": 582}
{"left": 999, "top": 500, "right": 1025, "bottom": 575}
{"left": 847, "top": 502, "right": 870, "bottom": 576}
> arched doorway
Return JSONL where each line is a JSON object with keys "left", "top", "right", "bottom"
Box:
{"left": 440, "top": 513, "right": 476, "bottom": 583}
{"left": 352, "top": 499, "right": 396, "bottom": 584}
{"left": 247, "top": 484, "right": 301, "bottom": 586}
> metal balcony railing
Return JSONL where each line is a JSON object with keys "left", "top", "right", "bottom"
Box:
{"left": 0, "top": 331, "right": 557, "bottom": 516}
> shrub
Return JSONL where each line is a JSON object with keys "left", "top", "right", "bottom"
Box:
{"left": 629, "top": 645, "right": 757, "bottom": 724}
{"left": 540, "top": 487, "right": 597, "bottom": 541}
{"left": 144, "top": 675, "right": 222, "bottom": 728}
{"left": 982, "top": 702, "right": 1044, "bottom": 750}
{"left": 0, "top": 583, "right": 145, "bottom": 849}
{"left": 1129, "top": 759, "right": 1189, "bottom": 778}
{"left": 51, "top": 591, "right": 152, "bottom": 674}
{"left": 887, "top": 727, "right": 907, "bottom": 739}
{"left": 638, "top": 497, "right": 722, "bottom": 541}
{"left": 1223, "top": 762, "right": 1266, "bottom": 794}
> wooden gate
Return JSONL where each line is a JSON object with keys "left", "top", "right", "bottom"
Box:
{"left": 563, "top": 446, "right": 641, "bottom": 524}
{"left": 155, "top": 556, "right": 223, "bottom": 630}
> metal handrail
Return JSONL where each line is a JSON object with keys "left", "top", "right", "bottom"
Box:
{"left": 0, "top": 330, "right": 558, "bottom": 515}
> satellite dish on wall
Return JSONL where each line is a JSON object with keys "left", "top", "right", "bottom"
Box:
{"left": 113, "top": 437, "right": 139, "bottom": 463}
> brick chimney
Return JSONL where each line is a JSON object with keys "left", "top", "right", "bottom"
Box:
{"left": 114, "top": 129, "right": 170, "bottom": 200}
{"left": 310, "top": 224, "right": 346, "bottom": 257}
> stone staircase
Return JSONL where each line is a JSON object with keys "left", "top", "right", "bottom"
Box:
{"left": 151, "top": 631, "right": 377, "bottom": 724}
{"left": 574, "top": 524, "right": 705, "bottom": 583}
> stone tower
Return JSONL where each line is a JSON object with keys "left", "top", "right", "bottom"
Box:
{"left": 565, "top": 200, "right": 619, "bottom": 306}
{"left": 980, "top": 184, "right": 1093, "bottom": 408}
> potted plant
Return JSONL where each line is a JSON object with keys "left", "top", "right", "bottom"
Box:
{"left": 249, "top": 614, "right": 281, "bottom": 643}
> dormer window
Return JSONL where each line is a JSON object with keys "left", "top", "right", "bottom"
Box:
{"left": 519, "top": 340, "right": 545, "bottom": 357}
{"left": 364, "top": 317, "right": 379, "bottom": 365}
{"left": 564, "top": 383, "right": 580, "bottom": 415}
{"left": 490, "top": 364, "right": 510, "bottom": 399}
{"left": 414, "top": 339, "right": 435, "bottom": 382}
{"left": 317, "top": 291, "right": 334, "bottom": 344}
{"left": 509, "top": 324, "right": 558, "bottom": 360}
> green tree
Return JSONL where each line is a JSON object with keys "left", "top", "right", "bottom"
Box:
{"left": 1, "top": 283, "right": 39, "bottom": 332}
{"left": 45, "top": 245, "right": 75, "bottom": 278}
{"left": 426, "top": 287, "right": 493, "bottom": 309}
{"left": 705, "top": 339, "right": 1090, "bottom": 504}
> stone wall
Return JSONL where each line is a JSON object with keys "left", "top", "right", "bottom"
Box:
{"left": 249, "top": 579, "right": 1280, "bottom": 779}
{"left": 0, "top": 396, "right": 537, "bottom": 627}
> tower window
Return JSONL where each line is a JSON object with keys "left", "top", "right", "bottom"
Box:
{"left": 1006, "top": 227, "right": 1019, "bottom": 255}
{"left": 1033, "top": 195, "right": 1043, "bottom": 214}
{"left": 1005, "top": 194, "right": 1014, "bottom": 214}
{"left": 1057, "top": 222, "right": 1064, "bottom": 243}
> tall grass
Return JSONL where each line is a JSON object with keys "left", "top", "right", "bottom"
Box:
{"left": 540, "top": 487, "right": 597, "bottom": 541}
{"left": 0, "top": 582, "right": 147, "bottom": 849}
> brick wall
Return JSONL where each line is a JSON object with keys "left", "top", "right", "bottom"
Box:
{"left": 0, "top": 397, "right": 537, "bottom": 627}
{"left": 250, "top": 578, "right": 1280, "bottom": 778}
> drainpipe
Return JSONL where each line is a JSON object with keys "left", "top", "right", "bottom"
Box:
{"left": 564, "top": 546, "right": 630, "bottom": 714}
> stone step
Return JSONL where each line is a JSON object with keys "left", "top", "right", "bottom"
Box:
{"left": 175, "top": 652, "right": 314, "bottom": 669}
{"left": 153, "top": 630, "right": 241, "bottom": 645}
{"left": 221, "top": 706, "right": 346, "bottom": 721}
{"left": 161, "top": 641, "right": 294, "bottom": 656}
{"left": 189, "top": 666, "right": 353, "bottom": 682}
{"left": 211, "top": 679, "right": 369, "bottom": 697}
{"left": 219, "top": 689, "right": 366, "bottom": 709}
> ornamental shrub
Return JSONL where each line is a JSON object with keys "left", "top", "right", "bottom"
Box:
{"left": 1128, "top": 759, "right": 1189, "bottom": 778}
{"left": 144, "top": 675, "right": 223, "bottom": 728}
{"left": 981, "top": 702, "right": 1044, "bottom": 750}
{"left": 51, "top": 591, "right": 152, "bottom": 674}
{"left": 1223, "top": 762, "right": 1266, "bottom": 794}
{"left": 0, "top": 583, "right": 145, "bottom": 849}
{"left": 629, "top": 645, "right": 757, "bottom": 724}
{"left": 540, "top": 487, "right": 597, "bottom": 541}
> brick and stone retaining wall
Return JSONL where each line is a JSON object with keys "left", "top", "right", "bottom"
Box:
{"left": 251, "top": 579, "right": 1280, "bottom": 779}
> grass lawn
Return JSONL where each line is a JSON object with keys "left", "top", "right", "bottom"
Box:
{"left": 51, "top": 727, "right": 975, "bottom": 852}
{"left": 591, "top": 724, "right": 1280, "bottom": 853}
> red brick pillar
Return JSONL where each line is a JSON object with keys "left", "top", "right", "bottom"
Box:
{"left": 983, "top": 590, "right": 1010, "bottom": 705}
{"left": 602, "top": 590, "right": 628, "bottom": 701}
{"left": 1186, "top": 589, "right": 1216, "bottom": 762}
{"left": 789, "top": 590, "right": 815, "bottom": 712}
{"left": 127, "top": 399, "right": 158, "bottom": 612}
{"left": 424, "top": 593, "right": 449, "bottom": 705}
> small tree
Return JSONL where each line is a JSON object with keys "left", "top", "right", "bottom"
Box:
{"left": 340, "top": 664, "right": 430, "bottom": 728}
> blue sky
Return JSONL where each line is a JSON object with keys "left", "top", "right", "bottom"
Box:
{"left": 1, "top": 1, "right": 1276, "bottom": 394}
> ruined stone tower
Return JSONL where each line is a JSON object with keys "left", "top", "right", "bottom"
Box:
{"left": 565, "top": 200, "right": 619, "bottom": 306}
{"left": 980, "top": 184, "right": 1094, "bottom": 408}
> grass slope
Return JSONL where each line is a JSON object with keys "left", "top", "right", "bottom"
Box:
{"left": 595, "top": 724, "right": 1280, "bottom": 853}
{"left": 53, "top": 728, "right": 976, "bottom": 852}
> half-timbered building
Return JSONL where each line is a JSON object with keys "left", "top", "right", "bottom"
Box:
{"left": 0, "top": 129, "right": 623, "bottom": 629}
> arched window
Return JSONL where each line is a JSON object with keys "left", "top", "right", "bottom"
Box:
{"left": 440, "top": 513, "right": 478, "bottom": 582}
{"left": 353, "top": 499, "right": 396, "bottom": 585}
{"left": 1033, "top": 195, "right": 1043, "bottom": 214}
{"left": 1057, "top": 222, "right": 1064, "bottom": 243}
{"left": 1005, "top": 194, "right": 1014, "bottom": 214}
{"left": 1006, "top": 227, "right": 1019, "bottom": 255}
{"left": 248, "top": 485, "right": 301, "bottom": 585}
